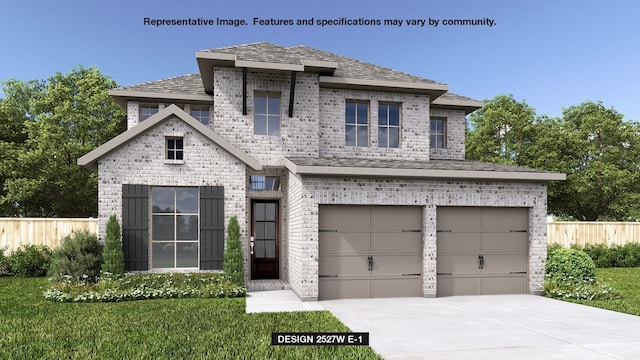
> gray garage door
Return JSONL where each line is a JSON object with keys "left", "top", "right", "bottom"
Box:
{"left": 436, "top": 207, "right": 529, "bottom": 296}
{"left": 319, "top": 205, "right": 422, "bottom": 300}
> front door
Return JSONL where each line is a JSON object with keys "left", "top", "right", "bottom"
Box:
{"left": 251, "top": 200, "right": 279, "bottom": 279}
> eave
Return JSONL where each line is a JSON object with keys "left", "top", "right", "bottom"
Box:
{"left": 109, "top": 89, "right": 214, "bottom": 109}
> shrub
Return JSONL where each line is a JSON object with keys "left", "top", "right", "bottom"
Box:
{"left": 547, "top": 243, "right": 563, "bottom": 259}
{"left": 223, "top": 215, "right": 244, "bottom": 287}
{"left": 545, "top": 248, "right": 596, "bottom": 284}
{"left": 9, "top": 244, "right": 52, "bottom": 277}
{"left": 48, "top": 229, "right": 102, "bottom": 282}
{"left": 0, "top": 246, "right": 13, "bottom": 276}
{"left": 101, "top": 215, "right": 125, "bottom": 276}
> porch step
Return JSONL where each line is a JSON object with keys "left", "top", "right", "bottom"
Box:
{"left": 247, "top": 279, "right": 291, "bottom": 292}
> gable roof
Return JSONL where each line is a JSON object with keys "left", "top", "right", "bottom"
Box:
{"left": 196, "top": 42, "right": 450, "bottom": 98}
{"left": 77, "top": 104, "right": 262, "bottom": 171}
{"left": 284, "top": 157, "right": 566, "bottom": 182}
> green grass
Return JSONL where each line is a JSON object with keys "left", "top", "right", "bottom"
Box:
{"left": 0, "top": 277, "right": 382, "bottom": 359}
{"left": 564, "top": 267, "right": 640, "bottom": 316}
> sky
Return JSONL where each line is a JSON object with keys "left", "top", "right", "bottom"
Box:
{"left": 1, "top": 0, "right": 639, "bottom": 121}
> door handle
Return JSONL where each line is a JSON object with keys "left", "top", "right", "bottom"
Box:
{"left": 250, "top": 236, "right": 254, "bottom": 255}
{"left": 478, "top": 254, "right": 484, "bottom": 269}
{"left": 368, "top": 256, "right": 373, "bottom": 272}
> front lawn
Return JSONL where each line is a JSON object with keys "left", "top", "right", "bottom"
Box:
{"left": 564, "top": 267, "right": 640, "bottom": 316}
{"left": 0, "top": 277, "right": 381, "bottom": 359}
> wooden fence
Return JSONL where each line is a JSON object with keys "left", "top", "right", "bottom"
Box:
{"left": 547, "top": 221, "right": 640, "bottom": 247}
{"left": 0, "top": 218, "right": 98, "bottom": 252}
{"left": 2, "top": 218, "right": 640, "bottom": 253}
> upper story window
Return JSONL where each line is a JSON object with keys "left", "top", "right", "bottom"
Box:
{"left": 140, "top": 104, "right": 159, "bottom": 121}
{"left": 346, "top": 100, "right": 368, "bottom": 147}
{"left": 191, "top": 107, "right": 209, "bottom": 125}
{"left": 430, "top": 117, "right": 447, "bottom": 149}
{"left": 166, "top": 137, "right": 184, "bottom": 160}
{"left": 254, "top": 92, "right": 280, "bottom": 136}
{"left": 378, "top": 103, "right": 400, "bottom": 148}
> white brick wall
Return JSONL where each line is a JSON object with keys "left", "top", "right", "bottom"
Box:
{"left": 319, "top": 89, "right": 431, "bottom": 161}
{"left": 287, "top": 175, "right": 548, "bottom": 300}
{"left": 97, "top": 116, "right": 250, "bottom": 277}
{"left": 212, "top": 68, "right": 320, "bottom": 166}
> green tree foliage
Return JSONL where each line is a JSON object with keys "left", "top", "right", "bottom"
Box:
{"left": 0, "top": 66, "right": 125, "bottom": 217}
{"left": 467, "top": 95, "right": 640, "bottom": 221}
{"left": 101, "top": 215, "right": 125, "bottom": 276}
{"left": 223, "top": 216, "right": 245, "bottom": 287}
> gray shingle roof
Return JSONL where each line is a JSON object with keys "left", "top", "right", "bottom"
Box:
{"left": 117, "top": 73, "right": 207, "bottom": 96}
{"left": 286, "top": 156, "right": 558, "bottom": 174}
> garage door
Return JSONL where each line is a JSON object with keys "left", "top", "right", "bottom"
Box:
{"left": 319, "top": 205, "right": 422, "bottom": 300}
{"left": 436, "top": 207, "right": 528, "bottom": 296}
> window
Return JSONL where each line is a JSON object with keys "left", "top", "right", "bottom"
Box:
{"left": 254, "top": 92, "right": 280, "bottom": 135}
{"left": 151, "top": 187, "right": 199, "bottom": 269}
{"left": 250, "top": 176, "right": 281, "bottom": 191}
{"left": 166, "top": 137, "right": 184, "bottom": 160}
{"left": 430, "top": 117, "right": 446, "bottom": 149}
{"left": 378, "top": 103, "right": 400, "bottom": 148}
{"left": 140, "top": 104, "right": 159, "bottom": 121}
{"left": 346, "top": 100, "right": 368, "bottom": 147}
{"left": 191, "top": 107, "right": 209, "bottom": 125}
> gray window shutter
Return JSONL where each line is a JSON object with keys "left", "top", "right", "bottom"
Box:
{"left": 122, "top": 184, "right": 149, "bottom": 271}
{"left": 200, "top": 186, "right": 225, "bottom": 270}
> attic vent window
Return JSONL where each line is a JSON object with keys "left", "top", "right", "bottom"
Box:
{"left": 166, "top": 137, "right": 184, "bottom": 161}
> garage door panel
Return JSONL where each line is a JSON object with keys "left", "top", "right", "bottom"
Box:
{"left": 482, "top": 233, "right": 528, "bottom": 252}
{"left": 481, "top": 275, "right": 527, "bottom": 295}
{"left": 320, "top": 232, "right": 370, "bottom": 253}
{"left": 372, "top": 255, "right": 421, "bottom": 275}
{"left": 437, "top": 232, "right": 482, "bottom": 252}
{"left": 481, "top": 208, "right": 528, "bottom": 229}
{"left": 319, "top": 255, "right": 370, "bottom": 276}
{"left": 318, "top": 205, "right": 422, "bottom": 299}
{"left": 437, "top": 254, "right": 482, "bottom": 274}
{"left": 319, "top": 206, "right": 370, "bottom": 229}
{"left": 371, "top": 232, "right": 421, "bottom": 253}
{"left": 371, "top": 278, "right": 421, "bottom": 298}
{"left": 437, "top": 277, "right": 481, "bottom": 297}
{"left": 482, "top": 254, "right": 528, "bottom": 273}
{"left": 319, "top": 279, "right": 369, "bottom": 300}
{"left": 437, "top": 207, "right": 482, "bottom": 229}
{"left": 372, "top": 206, "right": 422, "bottom": 229}
{"left": 436, "top": 207, "right": 528, "bottom": 296}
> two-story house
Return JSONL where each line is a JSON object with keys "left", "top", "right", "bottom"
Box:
{"left": 78, "top": 42, "right": 564, "bottom": 300}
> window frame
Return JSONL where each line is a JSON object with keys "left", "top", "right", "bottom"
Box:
{"left": 140, "top": 104, "right": 159, "bottom": 121}
{"left": 254, "top": 92, "right": 281, "bottom": 136}
{"left": 430, "top": 117, "right": 447, "bottom": 149}
{"left": 250, "top": 175, "right": 281, "bottom": 191}
{"left": 190, "top": 106, "right": 210, "bottom": 125}
{"left": 150, "top": 187, "right": 200, "bottom": 270}
{"left": 166, "top": 137, "right": 184, "bottom": 161}
{"left": 378, "top": 103, "right": 401, "bottom": 148}
{"left": 345, "top": 100, "right": 369, "bottom": 147}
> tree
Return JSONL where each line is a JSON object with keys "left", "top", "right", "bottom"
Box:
{"left": 467, "top": 95, "right": 640, "bottom": 221}
{"left": 0, "top": 66, "right": 125, "bottom": 217}
{"left": 223, "top": 216, "right": 245, "bottom": 287}
{"left": 101, "top": 215, "right": 125, "bottom": 276}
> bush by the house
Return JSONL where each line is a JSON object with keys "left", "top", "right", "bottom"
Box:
{"left": 0, "top": 246, "right": 13, "bottom": 276}
{"left": 575, "top": 243, "right": 640, "bottom": 268}
{"left": 48, "top": 229, "right": 102, "bottom": 282}
{"left": 223, "top": 215, "right": 245, "bottom": 287}
{"left": 8, "top": 244, "right": 52, "bottom": 277}
{"left": 101, "top": 215, "right": 125, "bottom": 276}
{"left": 546, "top": 248, "right": 596, "bottom": 283}
{"left": 544, "top": 247, "right": 618, "bottom": 300}
{"left": 44, "top": 272, "right": 246, "bottom": 302}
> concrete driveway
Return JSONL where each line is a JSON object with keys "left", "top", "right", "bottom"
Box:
{"left": 320, "top": 295, "right": 640, "bottom": 359}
